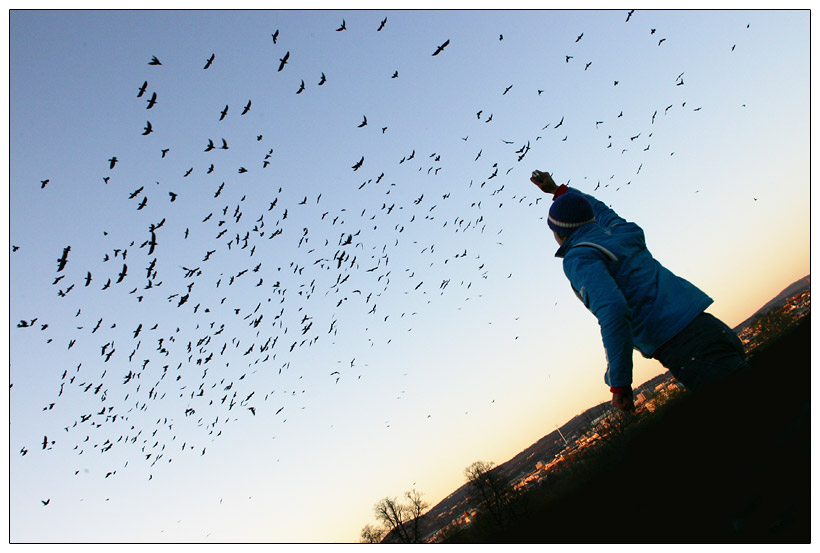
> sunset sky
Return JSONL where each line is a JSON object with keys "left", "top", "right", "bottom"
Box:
{"left": 8, "top": 9, "right": 810, "bottom": 543}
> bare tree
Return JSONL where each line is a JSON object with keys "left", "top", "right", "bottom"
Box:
{"left": 372, "top": 489, "right": 428, "bottom": 543}
{"left": 464, "top": 460, "right": 511, "bottom": 530}
{"left": 404, "top": 488, "right": 429, "bottom": 542}
{"left": 360, "top": 523, "right": 386, "bottom": 543}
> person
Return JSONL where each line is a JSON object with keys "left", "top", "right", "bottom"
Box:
{"left": 530, "top": 170, "right": 750, "bottom": 412}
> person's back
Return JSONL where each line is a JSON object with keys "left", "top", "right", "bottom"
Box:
{"left": 554, "top": 187, "right": 712, "bottom": 361}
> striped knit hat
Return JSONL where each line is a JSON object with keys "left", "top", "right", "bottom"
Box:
{"left": 548, "top": 193, "right": 595, "bottom": 236}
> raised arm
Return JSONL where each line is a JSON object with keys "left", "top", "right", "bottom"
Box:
{"left": 530, "top": 170, "right": 628, "bottom": 228}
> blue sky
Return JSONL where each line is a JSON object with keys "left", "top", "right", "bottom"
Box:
{"left": 8, "top": 9, "right": 810, "bottom": 543}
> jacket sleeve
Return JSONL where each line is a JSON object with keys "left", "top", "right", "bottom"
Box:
{"left": 562, "top": 187, "right": 628, "bottom": 229}
{"left": 563, "top": 248, "right": 634, "bottom": 388}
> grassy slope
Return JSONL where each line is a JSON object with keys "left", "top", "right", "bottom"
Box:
{"left": 447, "top": 316, "right": 811, "bottom": 544}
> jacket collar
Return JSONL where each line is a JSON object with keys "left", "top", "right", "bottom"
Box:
{"left": 554, "top": 223, "right": 596, "bottom": 258}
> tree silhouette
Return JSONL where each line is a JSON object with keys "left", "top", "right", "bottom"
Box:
{"left": 464, "top": 460, "right": 512, "bottom": 530}
{"left": 370, "top": 488, "right": 429, "bottom": 543}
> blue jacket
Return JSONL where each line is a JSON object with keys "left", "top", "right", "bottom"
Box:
{"left": 554, "top": 187, "right": 713, "bottom": 388}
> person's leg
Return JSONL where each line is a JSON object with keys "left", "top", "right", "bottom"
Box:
{"left": 653, "top": 312, "right": 750, "bottom": 391}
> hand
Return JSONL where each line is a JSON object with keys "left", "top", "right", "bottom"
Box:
{"left": 530, "top": 170, "right": 558, "bottom": 194}
{"left": 611, "top": 391, "right": 635, "bottom": 412}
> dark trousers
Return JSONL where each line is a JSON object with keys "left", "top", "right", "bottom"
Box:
{"left": 652, "top": 312, "right": 750, "bottom": 391}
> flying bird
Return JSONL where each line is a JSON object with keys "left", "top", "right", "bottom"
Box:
{"left": 56, "top": 246, "right": 70, "bottom": 272}
{"left": 272, "top": 29, "right": 279, "bottom": 43}
{"left": 336, "top": 19, "right": 346, "bottom": 31}
{"left": 318, "top": 72, "right": 326, "bottom": 85}
{"left": 149, "top": 55, "right": 162, "bottom": 65}
{"left": 40, "top": 179, "right": 49, "bottom": 189}
{"left": 503, "top": 84, "right": 513, "bottom": 95}
{"left": 137, "top": 81, "right": 148, "bottom": 97}
{"left": 278, "top": 51, "right": 290, "bottom": 72}
{"left": 352, "top": 156, "right": 364, "bottom": 171}
{"left": 432, "top": 39, "right": 450, "bottom": 56}
{"left": 358, "top": 115, "right": 367, "bottom": 128}
{"left": 242, "top": 100, "right": 251, "bottom": 115}
{"left": 626, "top": 10, "right": 634, "bottom": 22}
{"left": 565, "top": 55, "right": 573, "bottom": 62}
{"left": 377, "top": 17, "right": 387, "bottom": 31}
{"left": 142, "top": 121, "right": 153, "bottom": 135}
{"left": 204, "top": 53, "right": 215, "bottom": 69}
{"left": 296, "top": 80, "right": 305, "bottom": 94}
{"left": 220, "top": 105, "right": 228, "bottom": 120}
{"left": 108, "top": 156, "right": 118, "bottom": 169}
{"left": 391, "top": 70, "right": 398, "bottom": 78}
{"left": 576, "top": 33, "right": 583, "bottom": 42}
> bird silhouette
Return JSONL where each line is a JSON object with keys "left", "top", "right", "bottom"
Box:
{"left": 219, "top": 105, "right": 228, "bottom": 121}
{"left": 149, "top": 55, "right": 162, "bottom": 65}
{"left": 204, "top": 53, "right": 215, "bottom": 69}
{"left": 336, "top": 19, "right": 346, "bottom": 31}
{"left": 432, "top": 39, "right": 450, "bottom": 56}
{"left": 142, "top": 121, "right": 153, "bottom": 135}
{"left": 272, "top": 29, "right": 279, "bottom": 43}
{"left": 56, "top": 246, "right": 70, "bottom": 272}
{"left": 137, "top": 81, "right": 148, "bottom": 97}
{"left": 576, "top": 33, "right": 583, "bottom": 42}
{"left": 108, "top": 157, "right": 118, "bottom": 169}
{"left": 503, "top": 84, "right": 513, "bottom": 95}
{"left": 278, "top": 51, "right": 290, "bottom": 72}
{"left": 358, "top": 115, "right": 367, "bottom": 128}
{"left": 391, "top": 70, "right": 398, "bottom": 78}
{"left": 40, "top": 179, "right": 49, "bottom": 189}
{"left": 377, "top": 17, "right": 387, "bottom": 31}
{"left": 296, "top": 80, "right": 305, "bottom": 94}
{"left": 241, "top": 100, "right": 251, "bottom": 115}
{"left": 626, "top": 10, "right": 634, "bottom": 22}
{"left": 318, "top": 72, "right": 327, "bottom": 85}
{"left": 352, "top": 156, "right": 364, "bottom": 171}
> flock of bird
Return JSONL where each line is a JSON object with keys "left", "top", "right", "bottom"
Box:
{"left": 13, "top": 11, "right": 752, "bottom": 512}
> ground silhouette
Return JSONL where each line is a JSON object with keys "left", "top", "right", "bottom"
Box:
{"left": 443, "top": 316, "right": 810, "bottom": 544}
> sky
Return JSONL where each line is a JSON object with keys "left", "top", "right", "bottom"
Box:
{"left": 7, "top": 8, "right": 811, "bottom": 544}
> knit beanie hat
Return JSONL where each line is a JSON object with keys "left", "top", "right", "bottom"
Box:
{"left": 548, "top": 193, "right": 595, "bottom": 235}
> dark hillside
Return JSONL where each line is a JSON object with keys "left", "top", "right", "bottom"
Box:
{"left": 470, "top": 316, "right": 811, "bottom": 543}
